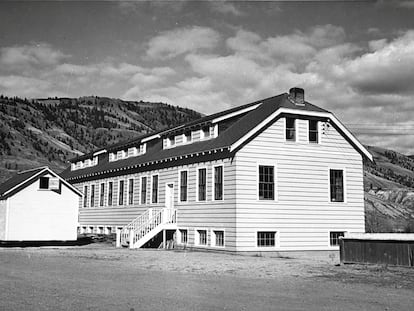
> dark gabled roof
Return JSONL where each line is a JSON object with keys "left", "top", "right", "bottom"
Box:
{"left": 0, "top": 167, "right": 47, "bottom": 199}
{"left": 61, "top": 92, "right": 332, "bottom": 182}
{"left": 0, "top": 167, "right": 82, "bottom": 200}
{"left": 69, "top": 94, "right": 268, "bottom": 162}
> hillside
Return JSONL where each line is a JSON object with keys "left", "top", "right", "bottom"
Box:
{"left": 363, "top": 146, "right": 414, "bottom": 232}
{"left": 0, "top": 95, "right": 202, "bottom": 183}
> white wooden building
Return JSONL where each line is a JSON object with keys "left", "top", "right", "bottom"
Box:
{"left": 0, "top": 167, "right": 81, "bottom": 241}
{"left": 61, "top": 88, "right": 372, "bottom": 252}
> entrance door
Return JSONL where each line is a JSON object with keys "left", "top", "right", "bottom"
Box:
{"left": 165, "top": 183, "right": 174, "bottom": 209}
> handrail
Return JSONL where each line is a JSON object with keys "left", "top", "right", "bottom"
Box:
{"left": 120, "top": 208, "right": 176, "bottom": 247}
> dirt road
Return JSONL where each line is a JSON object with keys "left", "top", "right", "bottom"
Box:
{"left": 0, "top": 247, "right": 413, "bottom": 310}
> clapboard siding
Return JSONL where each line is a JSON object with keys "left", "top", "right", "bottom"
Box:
{"left": 73, "top": 157, "right": 237, "bottom": 250}
{"left": 235, "top": 117, "right": 365, "bottom": 251}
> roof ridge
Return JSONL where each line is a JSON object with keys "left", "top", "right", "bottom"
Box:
{"left": 17, "top": 166, "right": 49, "bottom": 174}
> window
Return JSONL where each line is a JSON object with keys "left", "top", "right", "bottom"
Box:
{"left": 168, "top": 136, "right": 175, "bottom": 147}
{"left": 141, "top": 177, "right": 147, "bottom": 204}
{"left": 185, "top": 131, "right": 192, "bottom": 143}
{"left": 202, "top": 126, "right": 210, "bottom": 139}
{"left": 128, "top": 179, "right": 134, "bottom": 205}
{"left": 285, "top": 117, "right": 296, "bottom": 141}
{"left": 259, "top": 165, "right": 274, "bottom": 200}
{"left": 39, "top": 177, "right": 49, "bottom": 189}
{"left": 330, "top": 231, "right": 345, "bottom": 246}
{"left": 152, "top": 175, "right": 158, "bottom": 203}
{"left": 309, "top": 120, "right": 318, "bottom": 143}
{"left": 257, "top": 231, "right": 276, "bottom": 247}
{"left": 90, "top": 184, "right": 95, "bottom": 207}
{"left": 179, "top": 229, "right": 188, "bottom": 244}
{"left": 100, "top": 183, "right": 105, "bottom": 207}
{"left": 214, "top": 166, "right": 223, "bottom": 200}
{"left": 213, "top": 230, "right": 224, "bottom": 247}
{"left": 83, "top": 185, "right": 88, "bottom": 208}
{"left": 330, "top": 169, "right": 344, "bottom": 202}
{"left": 119, "top": 180, "right": 124, "bottom": 205}
{"left": 108, "top": 182, "right": 113, "bottom": 206}
{"left": 198, "top": 168, "right": 207, "bottom": 201}
{"left": 180, "top": 171, "right": 188, "bottom": 202}
{"left": 197, "top": 229, "right": 207, "bottom": 245}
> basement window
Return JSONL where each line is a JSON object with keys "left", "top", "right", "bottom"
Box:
{"left": 330, "top": 232, "right": 345, "bottom": 246}
{"left": 212, "top": 230, "right": 224, "bottom": 247}
{"left": 196, "top": 229, "right": 207, "bottom": 246}
{"left": 257, "top": 231, "right": 276, "bottom": 247}
{"left": 179, "top": 229, "right": 188, "bottom": 244}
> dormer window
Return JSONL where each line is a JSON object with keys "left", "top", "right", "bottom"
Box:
{"left": 285, "top": 118, "right": 296, "bottom": 141}
{"left": 184, "top": 131, "right": 192, "bottom": 143}
{"left": 128, "top": 147, "right": 137, "bottom": 157}
{"left": 140, "top": 143, "right": 146, "bottom": 154}
{"left": 168, "top": 136, "right": 175, "bottom": 147}
{"left": 309, "top": 120, "right": 318, "bottom": 143}
{"left": 202, "top": 126, "right": 210, "bottom": 139}
{"left": 116, "top": 150, "right": 125, "bottom": 160}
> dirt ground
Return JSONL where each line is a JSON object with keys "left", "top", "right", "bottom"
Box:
{"left": 0, "top": 244, "right": 413, "bottom": 311}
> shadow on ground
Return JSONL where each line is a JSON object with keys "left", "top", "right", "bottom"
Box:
{"left": 0, "top": 234, "right": 116, "bottom": 248}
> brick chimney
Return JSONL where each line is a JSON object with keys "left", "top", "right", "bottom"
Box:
{"left": 289, "top": 87, "right": 305, "bottom": 106}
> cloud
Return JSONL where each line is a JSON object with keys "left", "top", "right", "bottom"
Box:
{"left": 338, "top": 31, "right": 414, "bottom": 95}
{"left": 146, "top": 26, "right": 220, "bottom": 60}
{"left": 209, "top": 1, "right": 244, "bottom": 16}
{"left": 0, "top": 75, "right": 54, "bottom": 98}
{"left": 0, "top": 43, "right": 68, "bottom": 73}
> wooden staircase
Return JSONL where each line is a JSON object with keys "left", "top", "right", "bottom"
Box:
{"left": 118, "top": 208, "right": 177, "bottom": 249}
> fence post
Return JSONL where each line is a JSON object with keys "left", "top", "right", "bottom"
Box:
{"left": 116, "top": 229, "right": 121, "bottom": 248}
{"left": 129, "top": 229, "right": 134, "bottom": 249}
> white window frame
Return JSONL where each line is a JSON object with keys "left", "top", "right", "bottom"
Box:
{"left": 212, "top": 164, "right": 224, "bottom": 201}
{"left": 328, "top": 166, "right": 347, "bottom": 204}
{"left": 211, "top": 228, "right": 225, "bottom": 248}
{"left": 256, "top": 161, "right": 278, "bottom": 202}
{"left": 150, "top": 174, "right": 159, "bottom": 204}
{"left": 256, "top": 230, "right": 279, "bottom": 249}
{"left": 194, "top": 228, "right": 208, "bottom": 247}
{"left": 196, "top": 166, "right": 208, "bottom": 202}
{"left": 177, "top": 228, "right": 189, "bottom": 245}
{"left": 178, "top": 169, "right": 189, "bottom": 203}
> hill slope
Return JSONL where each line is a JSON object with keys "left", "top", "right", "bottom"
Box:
{"left": 363, "top": 146, "right": 414, "bottom": 232}
{"left": 0, "top": 95, "right": 202, "bottom": 183}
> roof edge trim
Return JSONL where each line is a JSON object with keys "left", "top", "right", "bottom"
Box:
{"left": 141, "top": 134, "right": 160, "bottom": 143}
{"left": 93, "top": 149, "right": 107, "bottom": 157}
{"left": 212, "top": 103, "right": 261, "bottom": 124}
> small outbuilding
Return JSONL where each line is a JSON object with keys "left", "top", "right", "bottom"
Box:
{"left": 0, "top": 166, "right": 81, "bottom": 241}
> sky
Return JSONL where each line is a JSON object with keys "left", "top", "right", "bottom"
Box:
{"left": 0, "top": 0, "right": 414, "bottom": 155}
